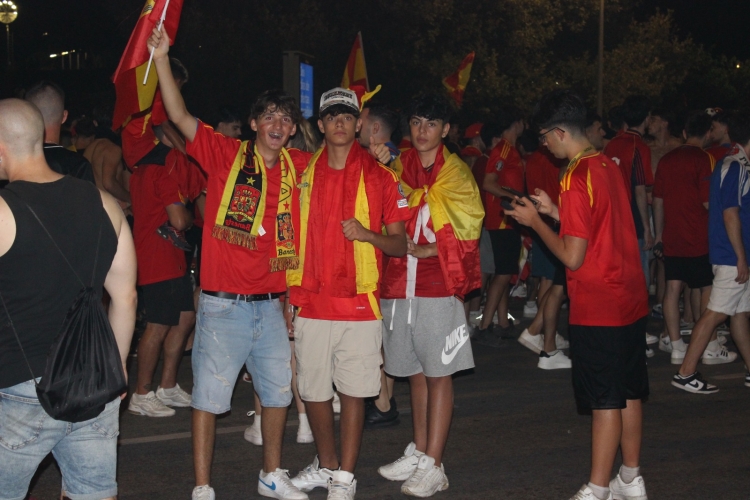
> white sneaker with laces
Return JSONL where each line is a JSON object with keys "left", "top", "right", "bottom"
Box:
{"left": 609, "top": 473, "right": 648, "bottom": 500}
{"left": 332, "top": 392, "right": 341, "bottom": 414}
{"left": 244, "top": 419, "right": 263, "bottom": 446}
{"left": 192, "top": 485, "right": 215, "bottom": 500}
{"left": 128, "top": 391, "right": 175, "bottom": 417}
{"left": 645, "top": 333, "right": 658, "bottom": 345}
{"left": 570, "top": 485, "right": 613, "bottom": 500}
{"left": 523, "top": 301, "right": 538, "bottom": 318}
{"left": 156, "top": 384, "right": 192, "bottom": 407}
{"left": 658, "top": 335, "right": 672, "bottom": 353}
{"left": 258, "top": 468, "right": 309, "bottom": 500}
{"left": 702, "top": 345, "right": 738, "bottom": 365}
{"left": 379, "top": 442, "right": 424, "bottom": 481}
{"left": 510, "top": 283, "right": 527, "bottom": 298}
{"left": 645, "top": 347, "right": 655, "bottom": 358}
{"left": 327, "top": 470, "right": 356, "bottom": 500}
{"left": 291, "top": 456, "right": 334, "bottom": 492}
{"left": 518, "top": 329, "right": 543, "bottom": 354}
{"left": 401, "top": 455, "right": 449, "bottom": 497}
{"left": 538, "top": 350, "right": 572, "bottom": 370}
{"left": 297, "top": 413, "right": 314, "bottom": 444}
{"left": 556, "top": 333, "right": 570, "bottom": 350}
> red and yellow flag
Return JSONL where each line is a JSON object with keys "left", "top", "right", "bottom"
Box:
{"left": 442, "top": 51, "right": 475, "bottom": 107}
{"left": 112, "top": 0, "right": 183, "bottom": 131}
{"left": 341, "top": 32, "right": 369, "bottom": 91}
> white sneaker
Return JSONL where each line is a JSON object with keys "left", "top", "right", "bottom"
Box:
{"left": 510, "top": 283, "right": 527, "bottom": 298}
{"left": 570, "top": 485, "right": 613, "bottom": 500}
{"left": 468, "top": 310, "right": 481, "bottom": 326}
{"left": 556, "top": 333, "right": 570, "bottom": 350}
{"left": 523, "top": 301, "right": 538, "bottom": 318}
{"left": 156, "top": 384, "right": 192, "bottom": 407}
{"left": 291, "top": 456, "right": 334, "bottom": 492}
{"left": 679, "top": 328, "right": 692, "bottom": 336}
{"left": 327, "top": 470, "right": 356, "bottom": 500}
{"left": 379, "top": 442, "right": 424, "bottom": 481}
{"left": 332, "top": 392, "right": 341, "bottom": 414}
{"left": 401, "top": 455, "right": 449, "bottom": 497}
{"left": 297, "top": 413, "right": 314, "bottom": 444}
{"left": 538, "top": 350, "right": 572, "bottom": 370}
{"left": 244, "top": 419, "right": 263, "bottom": 446}
{"left": 702, "top": 345, "right": 738, "bottom": 365}
{"left": 658, "top": 335, "right": 672, "bottom": 353}
{"left": 258, "top": 469, "right": 309, "bottom": 500}
{"left": 128, "top": 391, "right": 176, "bottom": 417}
{"left": 645, "top": 347, "right": 655, "bottom": 358}
{"left": 645, "top": 333, "right": 658, "bottom": 345}
{"left": 609, "top": 473, "right": 648, "bottom": 500}
{"left": 518, "top": 329, "right": 543, "bottom": 354}
{"left": 192, "top": 485, "right": 215, "bottom": 500}
{"left": 717, "top": 324, "right": 730, "bottom": 336}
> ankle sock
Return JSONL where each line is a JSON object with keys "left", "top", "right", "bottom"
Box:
{"left": 672, "top": 338, "right": 686, "bottom": 351}
{"left": 587, "top": 482, "right": 610, "bottom": 500}
{"left": 706, "top": 339, "right": 720, "bottom": 352}
{"left": 253, "top": 414, "right": 261, "bottom": 429}
{"left": 619, "top": 464, "right": 640, "bottom": 484}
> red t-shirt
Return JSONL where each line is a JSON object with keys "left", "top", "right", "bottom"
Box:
{"left": 525, "top": 148, "right": 562, "bottom": 201}
{"left": 297, "top": 158, "right": 410, "bottom": 320}
{"left": 603, "top": 130, "right": 653, "bottom": 199}
{"left": 652, "top": 145, "right": 713, "bottom": 257}
{"left": 484, "top": 139, "right": 524, "bottom": 230}
{"left": 186, "top": 120, "right": 311, "bottom": 294}
{"left": 559, "top": 151, "right": 648, "bottom": 326}
{"left": 471, "top": 154, "right": 489, "bottom": 212}
{"left": 129, "top": 161, "right": 189, "bottom": 286}
{"left": 705, "top": 143, "right": 733, "bottom": 164}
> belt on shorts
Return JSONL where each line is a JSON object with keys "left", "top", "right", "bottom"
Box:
{"left": 202, "top": 290, "right": 284, "bottom": 302}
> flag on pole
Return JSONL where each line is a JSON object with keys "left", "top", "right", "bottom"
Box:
{"left": 442, "top": 51, "right": 475, "bottom": 107}
{"left": 341, "top": 32, "right": 369, "bottom": 91}
{"left": 112, "top": 0, "right": 183, "bottom": 131}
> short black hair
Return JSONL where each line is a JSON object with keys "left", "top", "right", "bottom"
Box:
{"left": 712, "top": 110, "right": 739, "bottom": 141}
{"left": 215, "top": 105, "right": 243, "bottom": 126}
{"left": 585, "top": 111, "right": 602, "bottom": 129}
{"left": 170, "top": 58, "right": 189, "bottom": 83}
{"left": 480, "top": 122, "right": 503, "bottom": 147}
{"left": 250, "top": 89, "right": 303, "bottom": 124}
{"left": 518, "top": 129, "right": 539, "bottom": 154}
{"left": 621, "top": 95, "right": 651, "bottom": 128}
{"left": 26, "top": 80, "right": 65, "bottom": 106}
{"left": 532, "top": 89, "right": 587, "bottom": 135}
{"left": 684, "top": 112, "right": 712, "bottom": 139}
{"left": 74, "top": 117, "right": 96, "bottom": 138}
{"left": 319, "top": 103, "right": 359, "bottom": 118}
{"left": 408, "top": 93, "right": 453, "bottom": 123}
{"left": 364, "top": 101, "right": 399, "bottom": 137}
{"left": 608, "top": 105, "right": 625, "bottom": 130}
{"left": 729, "top": 112, "right": 750, "bottom": 147}
{"left": 496, "top": 105, "right": 525, "bottom": 133}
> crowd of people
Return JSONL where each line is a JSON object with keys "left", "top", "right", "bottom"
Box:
{"left": 1, "top": 24, "right": 750, "bottom": 500}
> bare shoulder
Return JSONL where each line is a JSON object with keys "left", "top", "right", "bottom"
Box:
{"left": 98, "top": 189, "right": 124, "bottom": 237}
{"left": 0, "top": 195, "right": 16, "bottom": 257}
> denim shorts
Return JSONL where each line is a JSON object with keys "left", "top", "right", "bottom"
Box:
{"left": 0, "top": 380, "right": 119, "bottom": 500}
{"left": 191, "top": 293, "right": 293, "bottom": 414}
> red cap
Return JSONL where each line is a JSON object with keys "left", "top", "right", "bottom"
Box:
{"left": 464, "top": 122, "right": 483, "bottom": 139}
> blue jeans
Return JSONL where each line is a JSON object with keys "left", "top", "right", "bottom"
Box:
{"left": 191, "top": 293, "right": 293, "bottom": 414}
{"left": 638, "top": 238, "right": 651, "bottom": 288}
{"left": 0, "top": 380, "right": 119, "bottom": 500}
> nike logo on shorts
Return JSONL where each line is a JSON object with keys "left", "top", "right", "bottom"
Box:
{"left": 442, "top": 324, "right": 469, "bottom": 365}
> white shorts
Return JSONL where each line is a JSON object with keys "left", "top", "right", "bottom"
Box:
{"left": 707, "top": 265, "right": 750, "bottom": 315}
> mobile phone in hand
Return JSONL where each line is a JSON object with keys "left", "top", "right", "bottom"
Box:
{"left": 501, "top": 186, "right": 539, "bottom": 206}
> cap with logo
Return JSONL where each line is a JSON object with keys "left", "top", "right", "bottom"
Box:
{"left": 464, "top": 122, "right": 483, "bottom": 139}
{"left": 319, "top": 88, "right": 360, "bottom": 114}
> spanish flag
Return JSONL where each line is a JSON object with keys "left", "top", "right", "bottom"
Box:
{"left": 442, "top": 51, "right": 475, "bottom": 107}
{"left": 112, "top": 0, "right": 183, "bottom": 131}
{"left": 341, "top": 32, "right": 369, "bottom": 91}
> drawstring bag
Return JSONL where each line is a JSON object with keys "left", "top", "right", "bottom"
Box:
{"left": 0, "top": 199, "right": 126, "bottom": 423}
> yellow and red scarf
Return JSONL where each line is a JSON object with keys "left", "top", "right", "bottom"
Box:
{"left": 212, "top": 142, "right": 299, "bottom": 272}
{"left": 287, "top": 144, "right": 385, "bottom": 297}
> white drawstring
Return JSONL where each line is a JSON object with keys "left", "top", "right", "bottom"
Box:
{"left": 389, "top": 300, "right": 396, "bottom": 331}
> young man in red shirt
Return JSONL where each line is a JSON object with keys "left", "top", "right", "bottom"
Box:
{"left": 508, "top": 89, "right": 650, "bottom": 500}
{"left": 288, "top": 88, "right": 409, "bottom": 500}
{"left": 476, "top": 108, "right": 525, "bottom": 344}
{"left": 149, "top": 28, "right": 310, "bottom": 500}
{"left": 377, "top": 94, "right": 483, "bottom": 497}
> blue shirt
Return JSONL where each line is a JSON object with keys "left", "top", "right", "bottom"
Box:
{"left": 708, "top": 157, "right": 750, "bottom": 265}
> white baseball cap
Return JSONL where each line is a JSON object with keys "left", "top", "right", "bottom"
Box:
{"left": 319, "top": 87, "right": 360, "bottom": 114}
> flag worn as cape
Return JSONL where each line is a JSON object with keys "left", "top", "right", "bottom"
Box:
{"left": 112, "top": 0, "right": 183, "bottom": 131}
{"left": 382, "top": 146, "right": 484, "bottom": 299}
{"left": 341, "top": 32, "right": 369, "bottom": 91}
{"left": 442, "top": 51, "right": 475, "bottom": 107}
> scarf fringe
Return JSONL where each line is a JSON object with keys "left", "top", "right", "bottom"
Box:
{"left": 270, "top": 256, "right": 299, "bottom": 272}
{"left": 212, "top": 225, "right": 258, "bottom": 250}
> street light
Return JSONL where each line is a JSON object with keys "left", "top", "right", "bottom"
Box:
{"left": 0, "top": 0, "right": 18, "bottom": 67}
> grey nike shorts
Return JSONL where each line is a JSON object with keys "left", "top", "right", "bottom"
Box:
{"left": 381, "top": 296, "right": 475, "bottom": 378}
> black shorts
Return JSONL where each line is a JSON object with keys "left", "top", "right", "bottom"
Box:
{"left": 141, "top": 273, "right": 195, "bottom": 326}
{"left": 569, "top": 316, "right": 649, "bottom": 410}
{"left": 552, "top": 259, "right": 567, "bottom": 288}
{"left": 488, "top": 229, "right": 522, "bottom": 276}
{"left": 664, "top": 254, "right": 713, "bottom": 289}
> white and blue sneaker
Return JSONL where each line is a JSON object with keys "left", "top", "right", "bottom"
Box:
{"left": 258, "top": 469, "right": 309, "bottom": 499}
{"left": 291, "top": 456, "right": 335, "bottom": 492}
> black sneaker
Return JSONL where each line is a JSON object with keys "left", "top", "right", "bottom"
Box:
{"left": 157, "top": 222, "right": 193, "bottom": 252}
{"left": 671, "top": 371, "right": 719, "bottom": 394}
{"left": 364, "top": 397, "right": 399, "bottom": 429}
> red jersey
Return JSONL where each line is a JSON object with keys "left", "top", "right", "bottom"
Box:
{"left": 705, "top": 143, "right": 733, "bottom": 164}
{"left": 484, "top": 139, "right": 524, "bottom": 230}
{"left": 296, "top": 150, "right": 410, "bottom": 320}
{"left": 186, "top": 120, "right": 311, "bottom": 294}
{"left": 471, "top": 154, "right": 489, "bottom": 211}
{"left": 603, "top": 130, "right": 653, "bottom": 199}
{"left": 652, "top": 145, "right": 713, "bottom": 257}
{"left": 559, "top": 151, "right": 648, "bottom": 326}
{"left": 525, "top": 148, "right": 562, "bottom": 202}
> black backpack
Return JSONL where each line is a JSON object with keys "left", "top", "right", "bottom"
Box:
{"left": 0, "top": 198, "right": 126, "bottom": 422}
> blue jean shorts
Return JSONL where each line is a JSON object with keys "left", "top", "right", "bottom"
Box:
{"left": 191, "top": 293, "right": 293, "bottom": 414}
{"left": 0, "top": 380, "right": 119, "bottom": 500}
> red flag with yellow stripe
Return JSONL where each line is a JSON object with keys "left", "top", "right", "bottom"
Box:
{"left": 442, "top": 52, "right": 475, "bottom": 107}
{"left": 112, "top": 0, "right": 183, "bottom": 131}
{"left": 341, "top": 32, "right": 369, "bottom": 91}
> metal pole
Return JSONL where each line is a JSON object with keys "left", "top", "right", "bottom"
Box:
{"left": 5, "top": 24, "right": 9, "bottom": 66}
{"left": 597, "top": 0, "right": 604, "bottom": 116}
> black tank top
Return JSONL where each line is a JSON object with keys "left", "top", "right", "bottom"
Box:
{"left": 0, "top": 177, "right": 118, "bottom": 389}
